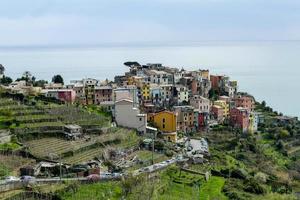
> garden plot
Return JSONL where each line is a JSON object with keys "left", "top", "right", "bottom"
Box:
{"left": 48, "top": 106, "right": 110, "bottom": 127}
{"left": 25, "top": 128, "right": 140, "bottom": 164}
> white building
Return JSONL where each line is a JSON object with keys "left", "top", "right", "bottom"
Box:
{"left": 145, "top": 70, "right": 172, "bottom": 85}
{"left": 115, "top": 99, "right": 147, "bottom": 134}
{"left": 160, "top": 84, "right": 174, "bottom": 102}
{"left": 176, "top": 85, "right": 189, "bottom": 104}
{"left": 190, "top": 95, "right": 211, "bottom": 113}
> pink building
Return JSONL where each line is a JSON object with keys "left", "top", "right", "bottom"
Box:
{"left": 211, "top": 105, "right": 224, "bottom": 122}
{"left": 230, "top": 107, "right": 250, "bottom": 132}
{"left": 45, "top": 89, "right": 76, "bottom": 104}
{"left": 234, "top": 95, "right": 255, "bottom": 111}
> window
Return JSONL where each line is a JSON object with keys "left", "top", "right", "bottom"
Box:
{"left": 163, "top": 124, "right": 165, "bottom": 129}
{"left": 139, "top": 118, "right": 142, "bottom": 121}
{"left": 163, "top": 118, "right": 165, "bottom": 123}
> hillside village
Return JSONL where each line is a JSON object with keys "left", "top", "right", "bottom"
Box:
{"left": 0, "top": 62, "right": 299, "bottom": 199}
{"left": 2, "top": 62, "right": 259, "bottom": 139}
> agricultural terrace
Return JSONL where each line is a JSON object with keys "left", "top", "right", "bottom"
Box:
{"left": 0, "top": 154, "right": 35, "bottom": 178}
{"left": 0, "top": 97, "right": 111, "bottom": 140}
{"left": 25, "top": 128, "right": 141, "bottom": 164}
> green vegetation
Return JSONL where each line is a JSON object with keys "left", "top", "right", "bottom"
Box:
{"left": 0, "top": 97, "right": 111, "bottom": 140}
{"left": 199, "top": 176, "right": 227, "bottom": 200}
{"left": 0, "top": 142, "right": 21, "bottom": 151}
{"left": 0, "top": 155, "right": 34, "bottom": 178}
{"left": 59, "top": 182, "right": 122, "bottom": 200}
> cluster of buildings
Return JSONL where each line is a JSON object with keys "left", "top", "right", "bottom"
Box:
{"left": 1, "top": 62, "right": 260, "bottom": 142}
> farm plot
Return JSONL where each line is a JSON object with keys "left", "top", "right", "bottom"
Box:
{"left": 0, "top": 98, "right": 112, "bottom": 137}
{"left": 25, "top": 128, "right": 140, "bottom": 164}
{"left": 63, "top": 147, "right": 104, "bottom": 164}
{"left": 0, "top": 155, "right": 35, "bottom": 177}
{"left": 25, "top": 136, "right": 102, "bottom": 158}
{"left": 48, "top": 106, "right": 110, "bottom": 126}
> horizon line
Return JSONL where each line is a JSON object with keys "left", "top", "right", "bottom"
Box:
{"left": 0, "top": 40, "right": 300, "bottom": 50}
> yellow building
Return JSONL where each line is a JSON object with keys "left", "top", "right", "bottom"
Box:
{"left": 162, "top": 132, "right": 177, "bottom": 143}
{"left": 200, "top": 70, "right": 210, "bottom": 80}
{"left": 142, "top": 84, "right": 150, "bottom": 101}
{"left": 214, "top": 100, "right": 229, "bottom": 118}
{"left": 151, "top": 111, "right": 177, "bottom": 133}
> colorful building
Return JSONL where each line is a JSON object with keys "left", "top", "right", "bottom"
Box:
{"left": 94, "top": 86, "right": 113, "bottom": 104}
{"left": 234, "top": 95, "right": 255, "bottom": 111}
{"left": 150, "top": 84, "right": 161, "bottom": 105}
{"left": 210, "top": 75, "right": 224, "bottom": 91}
{"left": 194, "top": 110, "right": 209, "bottom": 130}
{"left": 44, "top": 89, "right": 76, "bottom": 104}
{"left": 161, "top": 132, "right": 177, "bottom": 143}
{"left": 214, "top": 100, "right": 229, "bottom": 119}
{"left": 174, "top": 106, "right": 195, "bottom": 133}
{"left": 190, "top": 95, "right": 211, "bottom": 113}
{"left": 211, "top": 105, "right": 224, "bottom": 122}
{"left": 176, "top": 85, "right": 189, "bottom": 104}
{"left": 142, "top": 83, "right": 150, "bottom": 101}
{"left": 230, "top": 107, "right": 250, "bottom": 133}
{"left": 249, "top": 112, "right": 259, "bottom": 133}
{"left": 150, "top": 110, "right": 177, "bottom": 133}
{"left": 199, "top": 70, "right": 210, "bottom": 80}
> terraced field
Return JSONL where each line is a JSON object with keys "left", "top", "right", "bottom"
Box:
{"left": 25, "top": 128, "right": 140, "bottom": 164}
{"left": 63, "top": 147, "right": 104, "bottom": 164}
{"left": 0, "top": 155, "right": 35, "bottom": 177}
{"left": 0, "top": 97, "right": 111, "bottom": 137}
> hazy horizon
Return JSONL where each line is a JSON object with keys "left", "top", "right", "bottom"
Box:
{"left": 0, "top": 41, "right": 299, "bottom": 118}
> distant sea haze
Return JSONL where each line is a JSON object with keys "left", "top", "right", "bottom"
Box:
{"left": 0, "top": 41, "right": 299, "bottom": 117}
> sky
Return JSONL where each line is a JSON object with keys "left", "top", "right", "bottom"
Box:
{"left": 0, "top": 0, "right": 300, "bottom": 46}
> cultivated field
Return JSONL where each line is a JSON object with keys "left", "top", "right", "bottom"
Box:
{"left": 25, "top": 128, "right": 140, "bottom": 164}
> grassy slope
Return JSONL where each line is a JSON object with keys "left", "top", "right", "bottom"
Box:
{"left": 59, "top": 182, "right": 122, "bottom": 200}
{"left": 199, "top": 176, "right": 227, "bottom": 200}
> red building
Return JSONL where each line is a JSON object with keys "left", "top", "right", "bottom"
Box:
{"left": 45, "top": 89, "right": 76, "bottom": 104}
{"left": 198, "top": 112, "right": 209, "bottom": 127}
{"left": 230, "top": 107, "right": 250, "bottom": 132}
{"left": 234, "top": 95, "right": 255, "bottom": 111}
{"left": 57, "top": 90, "right": 76, "bottom": 103}
{"left": 210, "top": 75, "right": 224, "bottom": 91}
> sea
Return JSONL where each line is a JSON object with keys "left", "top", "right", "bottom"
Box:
{"left": 0, "top": 41, "right": 299, "bottom": 117}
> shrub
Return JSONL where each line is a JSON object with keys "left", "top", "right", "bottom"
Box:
{"left": 254, "top": 172, "right": 268, "bottom": 183}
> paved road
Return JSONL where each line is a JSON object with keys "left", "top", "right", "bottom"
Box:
{"left": 0, "top": 156, "right": 185, "bottom": 188}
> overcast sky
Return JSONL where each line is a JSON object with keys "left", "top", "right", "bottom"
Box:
{"left": 0, "top": 0, "right": 300, "bottom": 46}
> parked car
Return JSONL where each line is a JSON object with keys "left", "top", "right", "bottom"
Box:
{"left": 5, "top": 176, "right": 20, "bottom": 183}
{"left": 21, "top": 176, "right": 36, "bottom": 184}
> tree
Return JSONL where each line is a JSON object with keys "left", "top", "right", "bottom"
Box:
{"left": 33, "top": 80, "right": 48, "bottom": 87}
{"left": 124, "top": 61, "right": 140, "bottom": 67}
{"left": 22, "top": 71, "right": 32, "bottom": 80}
{"left": 279, "top": 129, "right": 290, "bottom": 139}
{"left": 261, "top": 101, "right": 266, "bottom": 107}
{"left": 0, "top": 76, "right": 13, "bottom": 85}
{"left": 52, "top": 75, "right": 64, "bottom": 85}
{"left": 0, "top": 64, "right": 5, "bottom": 74}
{"left": 16, "top": 71, "right": 34, "bottom": 85}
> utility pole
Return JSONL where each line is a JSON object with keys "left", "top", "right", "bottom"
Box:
{"left": 152, "top": 131, "right": 154, "bottom": 165}
{"left": 59, "top": 154, "right": 62, "bottom": 181}
{"left": 152, "top": 130, "right": 156, "bottom": 165}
